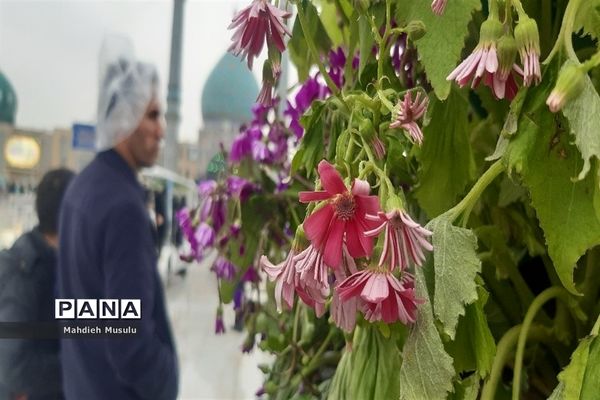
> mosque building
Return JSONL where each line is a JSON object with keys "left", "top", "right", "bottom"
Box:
{"left": 0, "top": 52, "right": 259, "bottom": 190}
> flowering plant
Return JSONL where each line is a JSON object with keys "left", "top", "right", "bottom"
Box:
{"left": 180, "top": 0, "right": 600, "bottom": 398}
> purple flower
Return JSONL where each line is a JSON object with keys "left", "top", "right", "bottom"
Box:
{"left": 215, "top": 308, "right": 226, "bottom": 334}
{"left": 284, "top": 75, "right": 328, "bottom": 139}
{"left": 233, "top": 285, "right": 244, "bottom": 310}
{"left": 226, "top": 175, "right": 255, "bottom": 201}
{"left": 195, "top": 222, "right": 215, "bottom": 248}
{"left": 213, "top": 256, "right": 236, "bottom": 280}
{"left": 242, "top": 266, "right": 261, "bottom": 283}
{"left": 230, "top": 132, "right": 252, "bottom": 163}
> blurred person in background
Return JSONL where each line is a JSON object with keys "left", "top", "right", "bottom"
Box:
{"left": 57, "top": 36, "right": 178, "bottom": 400}
{"left": 0, "top": 168, "right": 76, "bottom": 400}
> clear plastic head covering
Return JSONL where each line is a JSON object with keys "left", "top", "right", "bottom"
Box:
{"left": 96, "top": 35, "right": 162, "bottom": 151}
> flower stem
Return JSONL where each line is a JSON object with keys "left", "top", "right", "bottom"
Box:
{"left": 481, "top": 324, "right": 552, "bottom": 400}
{"left": 512, "top": 287, "right": 571, "bottom": 400}
{"left": 544, "top": 0, "right": 582, "bottom": 63}
{"left": 448, "top": 160, "right": 504, "bottom": 223}
{"left": 295, "top": 1, "right": 348, "bottom": 110}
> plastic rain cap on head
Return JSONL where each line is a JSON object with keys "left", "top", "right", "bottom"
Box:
{"left": 96, "top": 35, "right": 163, "bottom": 151}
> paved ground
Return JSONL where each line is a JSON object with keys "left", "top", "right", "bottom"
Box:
{"left": 166, "top": 258, "right": 270, "bottom": 400}
{"left": 0, "top": 194, "right": 269, "bottom": 400}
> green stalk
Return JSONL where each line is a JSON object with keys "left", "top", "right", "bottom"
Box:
{"left": 544, "top": 0, "right": 583, "bottom": 63}
{"left": 481, "top": 324, "right": 552, "bottom": 400}
{"left": 448, "top": 160, "right": 505, "bottom": 223}
{"left": 512, "top": 287, "right": 571, "bottom": 400}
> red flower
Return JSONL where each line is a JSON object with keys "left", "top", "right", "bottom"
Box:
{"left": 228, "top": 0, "right": 292, "bottom": 69}
{"left": 299, "top": 160, "right": 380, "bottom": 268}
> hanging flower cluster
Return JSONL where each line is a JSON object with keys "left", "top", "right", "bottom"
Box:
{"left": 447, "top": 5, "right": 542, "bottom": 100}
{"left": 260, "top": 160, "right": 433, "bottom": 332}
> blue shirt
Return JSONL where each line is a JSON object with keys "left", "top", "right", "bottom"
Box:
{"left": 57, "top": 149, "right": 178, "bottom": 400}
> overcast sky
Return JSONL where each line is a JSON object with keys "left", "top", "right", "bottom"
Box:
{"left": 0, "top": 0, "right": 269, "bottom": 143}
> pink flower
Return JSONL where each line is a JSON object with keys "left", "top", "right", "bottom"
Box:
{"left": 365, "top": 209, "right": 433, "bottom": 271}
{"left": 389, "top": 92, "right": 429, "bottom": 145}
{"left": 337, "top": 268, "right": 420, "bottom": 324}
{"left": 299, "top": 160, "right": 380, "bottom": 268}
{"left": 228, "top": 0, "right": 292, "bottom": 69}
{"left": 331, "top": 248, "right": 359, "bottom": 332}
{"left": 431, "top": 0, "right": 448, "bottom": 15}
{"left": 260, "top": 251, "right": 298, "bottom": 312}
{"left": 294, "top": 244, "right": 330, "bottom": 291}
{"left": 515, "top": 17, "right": 541, "bottom": 86}
{"left": 447, "top": 19, "right": 502, "bottom": 90}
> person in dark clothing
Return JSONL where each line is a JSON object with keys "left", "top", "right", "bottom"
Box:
{"left": 57, "top": 36, "right": 178, "bottom": 400}
{"left": 0, "top": 168, "right": 75, "bottom": 400}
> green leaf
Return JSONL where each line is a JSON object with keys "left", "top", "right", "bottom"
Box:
{"left": 288, "top": 1, "right": 332, "bottom": 82}
{"left": 562, "top": 62, "right": 600, "bottom": 181}
{"left": 426, "top": 214, "right": 481, "bottom": 339}
{"left": 415, "top": 89, "right": 475, "bottom": 217}
{"left": 445, "top": 286, "right": 496, "bottom": 378}
{"left": 573, "top": 0, "right": 600, "bottom": 39}
{"left": 291, "top": 101, "right": 326, "bottom": 176}
{"left": 318, "top": 0, "right": 345, "bottom": 46}
{"left": 358, "top": 14, "right": 374, "bottom": 78}
{"left": 503, "top": 61, "right": 600, "bottom": 294}
{"left": 416, "top": 91, "right": 474, "bottom": 218}
{"left": 397, "top": 0, "right": 481, "bottom": 100}
{"left": 399, "top": 266, "right": 455, "bottom": 400}
{"left": 554, "top": 315, "right": 600, "bottom": 399}
{"left": 449, "top": 374, "right": 480, "bottom": 400}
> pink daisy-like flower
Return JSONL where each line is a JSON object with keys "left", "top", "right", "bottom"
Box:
{"left": 447, "top": 18, "right": 503, "bottom": 90}
{"left": 431, "top": 0, "right": 448, "bottom": 15}
{"left": 228, "top": 0, "right": 292, "bottom": 69}
{"left": 365, "top": 209, "right": 432, "bottom": 271}
{"left": 389, "top": 91, "right": 429, "bottom": 145}
{"left": 299, "top": 160, "right": 380, "bottom": 268}
{"left": 337, "top": 268, "right": 420, "bottom": 324}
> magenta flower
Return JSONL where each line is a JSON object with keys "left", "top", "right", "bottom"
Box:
{"left": 431, "top": 0, "right": 448, "bottom": 15}
{"left": 337, "top": 268, "right": 420, "bottom": 324}
{"left": 260, "top": 251, "right": 298, "bottom": 312}
{"left": 389, "top": 91, "right": 429, "bottom": 145}
{"left": 299, "top": 160, "right": 380, "bottom": 268}
{"left": 365, "top": 209, "right": 433, "bottom": 271}
{"left": 228, "top": 0, "right": 292, "bottom": 69}
{"left": 447, "top": 19, "right": 502, "bottom": 90}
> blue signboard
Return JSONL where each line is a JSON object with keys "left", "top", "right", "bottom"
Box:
{"left": 72, "top": 123, "right": 96, "bottom": 151}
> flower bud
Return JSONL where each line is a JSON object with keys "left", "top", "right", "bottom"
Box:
{"left": 497, "top": 34, "right": 518, "bottom": 80}
{"left": 406, "top": 20, "right": 426, "bottom": 41}
{"left": 546, "top": 63, "right": 586, "bottom": 113}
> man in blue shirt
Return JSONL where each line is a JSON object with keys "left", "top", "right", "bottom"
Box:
{"left": 57, "top": 37, "right": 178, "bottom": 400}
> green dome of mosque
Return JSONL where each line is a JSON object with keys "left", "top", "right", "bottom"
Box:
{"left": 0, "top": 70, "right": 17, "bottom": 125}
{"left": 201, "top": 53, "right": 259, "bottom": 124}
